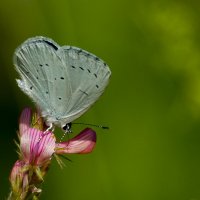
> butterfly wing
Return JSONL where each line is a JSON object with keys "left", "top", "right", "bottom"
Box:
{"left": 14, "top": 36, "right": 111, "bottom": 128}
{"left": 57, "top": 46, "right": 111, "bottom": 124}
{"left": 13, "top": 36, "right": 73, "bottom": 126}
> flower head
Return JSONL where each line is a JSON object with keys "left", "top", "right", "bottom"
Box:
{"left": 9, "top": 107, "right": 97, "bottom": 199}
{"left": 19, "top": 108, "right": 97, "bottom": 164}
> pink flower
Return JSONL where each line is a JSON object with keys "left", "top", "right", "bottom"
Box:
{"left": 19, "top": 108, "right": 97, "bottom": 166}
{"left": 9, "top": 108, "right": 97, "bottom": 198}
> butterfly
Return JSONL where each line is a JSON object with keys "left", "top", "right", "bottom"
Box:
{"left": 13, "top": 36, "right": 111, "bottom": 132}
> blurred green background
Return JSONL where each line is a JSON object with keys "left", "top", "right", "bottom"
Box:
{"left": 1, "top": 0, "right": 200, "bottom": 199}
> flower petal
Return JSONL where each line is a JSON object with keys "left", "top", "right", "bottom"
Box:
{"left": 55, "top": 128, "right": 96, "bottom": 154}
{"left": 20, "top": 127, "right": 56, "bottom": 165}
{"left": 19, "top": 108, "right": 32, "bottom": 136}
{"left": 35, "top": 131, "right": 56, "bottom": 165}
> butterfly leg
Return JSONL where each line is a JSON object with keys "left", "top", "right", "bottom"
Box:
{"left": 44, "top": 123, "right": 54, "bottom": 133}
{"left": 38, "top": 123, "right": 54, "bottom": 142}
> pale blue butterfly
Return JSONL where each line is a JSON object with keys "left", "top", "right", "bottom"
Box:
{"left": 13, "top": 36, "right": 111, "bottom": 132}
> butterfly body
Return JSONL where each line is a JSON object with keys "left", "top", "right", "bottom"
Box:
{"left": 14, "top": 36, "right": 111, "bottom": 129}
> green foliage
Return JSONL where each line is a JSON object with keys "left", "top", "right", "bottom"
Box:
{"left": 1, "top": 0, "right": 200, "bottom": 199}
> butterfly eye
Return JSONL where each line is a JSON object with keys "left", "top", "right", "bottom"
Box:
{"left": 62, "top": 123, "right": 72, "bottom": 132}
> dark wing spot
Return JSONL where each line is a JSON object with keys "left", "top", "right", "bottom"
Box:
{"left": 45, "top": 64, "right": 49, "bottom": 66}
{"left": 103, "top": 62, "right": 107, "bottom": 66}
{"left": 39, "top": 64, "right": 43, "bottom": 67}
{"left": 96, "top": 85, "right": 99, "bottom": 88}
{"left": 95, "top": 57, "right": 100, "bottom": 61}
{"left": 87, "top": 69, "right": 91, "bottom": 73}
{"left": 36, "top": 77, "right": 39, "bottom": 79}
{"left": 30, "top": 86, "right": 33, "bottom": 90}
{"left": 55, "top": 78, "right": 57, "bottom": 80}
{"left": 71, "top": 65, "right": 75, "bottom": 68}
{"left": 58, "top": 97, "right": 62, "bottom": 100}
{"left": 94, "top": 73, "right": 97, "bottom": 78}
{"left": 79, "top": 67, "right": 84, "bottom": 70}
{"left": 46, "top": 91, "right": 48, "bottom": 94}
{"left": 43, "top": 40, "right": 58, "bottom": 50}
{"left": 78, "top": 49, "right": 82, "bottom": 53}
{"left": 60, "top": 77, "right": 64, "bottom": 80}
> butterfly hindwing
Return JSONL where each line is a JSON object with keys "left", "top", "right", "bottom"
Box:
{"left": 59, "top": 46, "right": 111, "bottom": 123}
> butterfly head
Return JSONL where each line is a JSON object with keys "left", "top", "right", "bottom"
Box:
{"left": 62, "top": 122, "right": 72, "bottom": 133}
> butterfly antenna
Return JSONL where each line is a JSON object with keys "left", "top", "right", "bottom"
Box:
{"left": 72, "top": 122, "right": 109, "bottom": 130}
